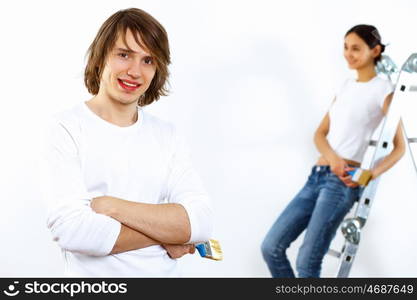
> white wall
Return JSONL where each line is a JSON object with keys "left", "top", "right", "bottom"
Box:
{"left": 1, "top": 0, "right": 416, "bottom": 277}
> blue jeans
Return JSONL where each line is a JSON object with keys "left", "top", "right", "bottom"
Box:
{"left": 261, "top": 165, "right": 362, "bottom": 277}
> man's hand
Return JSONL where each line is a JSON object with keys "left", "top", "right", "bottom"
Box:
{"left": 162, "top": 244, "right": 195, "bottom": 259}
{"left": 90, "top": 196, "right": 117, "bottom": 216}
{"left": 337, "top": 166, "right": 359, "bottom": 188}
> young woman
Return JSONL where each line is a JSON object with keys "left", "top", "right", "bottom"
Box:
{"left": 261, "top": 24, "right": 405, "bottom": 278}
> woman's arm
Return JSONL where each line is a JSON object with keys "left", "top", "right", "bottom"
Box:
{"left": 313, "top": 112, "right": 347, "bottom": 177}
{"left": 371, "top": 93, "right": 406, "bottom": 179}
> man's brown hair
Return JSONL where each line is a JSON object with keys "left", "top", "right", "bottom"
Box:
{"left": 84, "top": 8, "right": 170, "bottom": 106}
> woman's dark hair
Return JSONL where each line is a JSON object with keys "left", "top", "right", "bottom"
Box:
{"left": 345, "top": 24, "right": 385, "bottom": 64}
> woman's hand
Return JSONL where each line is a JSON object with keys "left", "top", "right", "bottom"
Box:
{"left": 162, "top": 244, "right": 195, "bottom": 259}
{"left": 329, "top": 156, "right": 348, "bottom": 177}
{"left": 338, "top": 166, "right": 359, "bottom": 188}
{"left": 329, "top": 158, "right": 360, "bottom": 188}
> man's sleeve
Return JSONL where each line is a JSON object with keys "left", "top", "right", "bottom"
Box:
{"left": 165, "top": 127, "right": 214, "bottom": 244}
{"left": 40, "top": 118, "right": 121, "bottom": 256}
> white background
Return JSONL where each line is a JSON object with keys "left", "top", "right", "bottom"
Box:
{"left": 1, "top": 0, "right": 416, "bottom": 277}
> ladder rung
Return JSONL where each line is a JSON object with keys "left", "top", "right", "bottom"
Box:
{"left": 370, "top": 138, "right": 417, "bottom": 145}
{"left": 327, "top": 249, "right": 341, "bottom": 258}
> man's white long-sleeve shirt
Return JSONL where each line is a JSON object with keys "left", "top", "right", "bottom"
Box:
{"left": 41, "top": 102, "right": 213, "bottom": 277}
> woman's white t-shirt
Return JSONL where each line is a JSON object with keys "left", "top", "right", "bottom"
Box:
{"left": 327, "top": 76, "right": 394, "bottom": 163}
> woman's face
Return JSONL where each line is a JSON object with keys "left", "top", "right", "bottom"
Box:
{"left": 344, "top": 32, "right": 380, "bottom": 70}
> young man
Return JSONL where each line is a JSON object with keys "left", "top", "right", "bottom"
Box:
{"left": 41, "top": 8, "right": 213, "bottom": 277}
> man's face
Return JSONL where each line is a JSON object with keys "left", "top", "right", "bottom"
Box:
{"left": 99, "top": 29, "right": 156, "bottom": 105}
